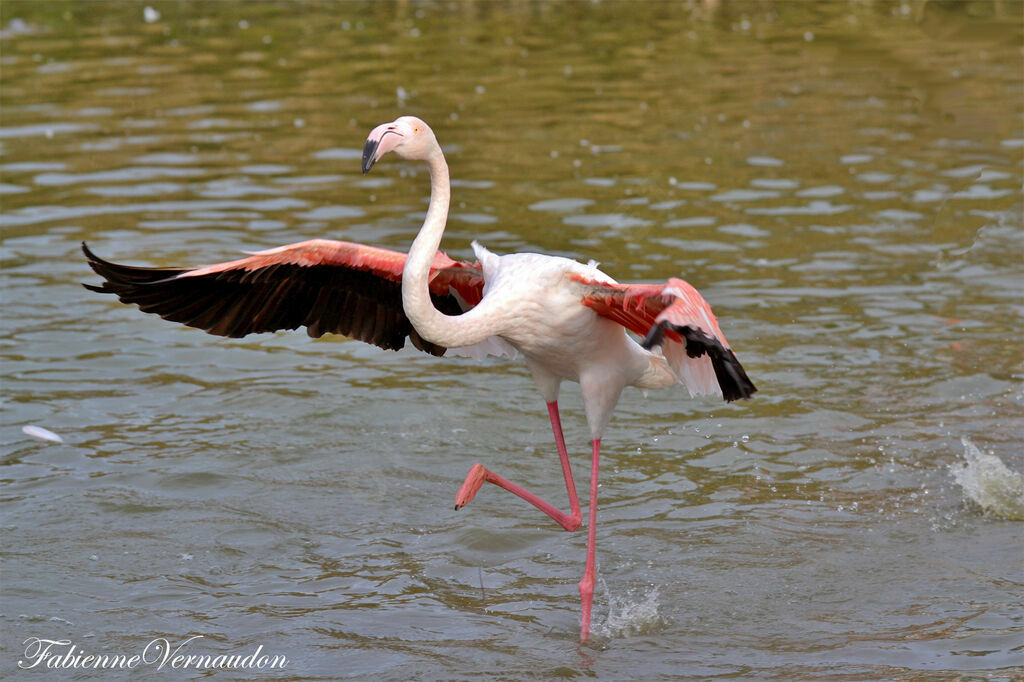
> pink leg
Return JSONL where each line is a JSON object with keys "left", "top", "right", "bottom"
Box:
{"left": 578, "top": 438, "right": 600, "bottom": 643}
{"left": 455, "top": 401, "right": 581, "bottom": 531}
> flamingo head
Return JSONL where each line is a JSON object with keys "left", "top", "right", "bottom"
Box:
{"left": 362, "top": 116, "right": 438, "bottom": 174}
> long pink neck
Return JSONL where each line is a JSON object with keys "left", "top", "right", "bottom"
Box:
{"left": 401, "top": 148, "right": 497, "bottom": 349}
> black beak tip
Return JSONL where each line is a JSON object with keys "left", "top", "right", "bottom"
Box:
{"left": 361, "top": 139, "right": 379, "bottom": 174}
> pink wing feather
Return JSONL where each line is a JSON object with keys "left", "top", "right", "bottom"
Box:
{"left": 572, "top": 273, "right": 756, "bottom": 401}
{"left": 182, "top": 239, "right": 451, "bottom": 282}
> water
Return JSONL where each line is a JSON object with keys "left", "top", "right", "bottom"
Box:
{"left": 2, "top": 1, "right": 1022, "bottom": 678}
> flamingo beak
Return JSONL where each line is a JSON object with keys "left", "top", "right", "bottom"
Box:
{"left": 361, "top": 122, "right": 404, "bottom": 174}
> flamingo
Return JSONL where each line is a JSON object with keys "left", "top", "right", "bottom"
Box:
{"left": 83, "top": 115, "right": 756, "bottom": 643}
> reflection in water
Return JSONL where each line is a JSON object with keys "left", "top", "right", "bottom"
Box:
{"left": 2, "top": 1, "right": 1022, "bottom": 679}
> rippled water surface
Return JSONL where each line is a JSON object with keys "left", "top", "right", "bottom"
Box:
{"left": 2, "top": 2, "right": 1022, "bottom": 679}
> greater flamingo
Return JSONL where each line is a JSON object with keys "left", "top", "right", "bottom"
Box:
{"left": 83, "top": 115, "right": 756, "bottom": 643}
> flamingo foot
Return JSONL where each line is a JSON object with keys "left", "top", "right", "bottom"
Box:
{"left": 455, "top": 462, "right": 487, "bottom": 510}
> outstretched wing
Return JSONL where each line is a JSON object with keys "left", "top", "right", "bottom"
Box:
{"left": 83, "top": 239, "right": 485, "bottom": 357}
{"left": 571, "top": 273, "right": 757, "bottom": 402}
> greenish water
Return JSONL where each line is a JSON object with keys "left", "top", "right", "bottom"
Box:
{"left": 2, "top": 2, "right": 1022, "bottom": 679}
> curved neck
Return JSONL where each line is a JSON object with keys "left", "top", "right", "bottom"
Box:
{"left": 403, "top": 148, "right": 450, "bottom": 289}
{"left": 401, "top": 149, "right": 495, "bottom": 349}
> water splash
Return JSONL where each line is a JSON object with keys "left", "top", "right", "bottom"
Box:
{"left": 950, "top": 438, "right": 1024, "bottom": 521}
{"left": 596, "top": 582, "right": 664, "bottom": 639}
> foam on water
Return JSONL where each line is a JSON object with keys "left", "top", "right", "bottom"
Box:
{"left": 950, "top": 438, "right": 1024, "bottom": 521}
{"left": 596, "top": 583, "right": 664, "bottom": 639}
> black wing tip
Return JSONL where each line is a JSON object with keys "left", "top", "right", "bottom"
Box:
{"left": 82, "top": 241, "right": 112, "bottom": 292}
{"left": 82, "top": 240, "right": 102, "bottom": 268}
{"left": 82, "top": 241, "right": 112, "bottom": 268}
{"left": 719, "top": 351, "right": 757, "bottom": 402}
{"left": 646, "top": 320, "right": 758, "bottom": 402}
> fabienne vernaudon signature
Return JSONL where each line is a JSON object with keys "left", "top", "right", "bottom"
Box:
{"left": 19, "top": 636, "right": 287, "bottom": 671}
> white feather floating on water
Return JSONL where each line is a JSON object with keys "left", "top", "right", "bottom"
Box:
{"left": 22, "top": 425, "right": 64, "bottom": 443}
